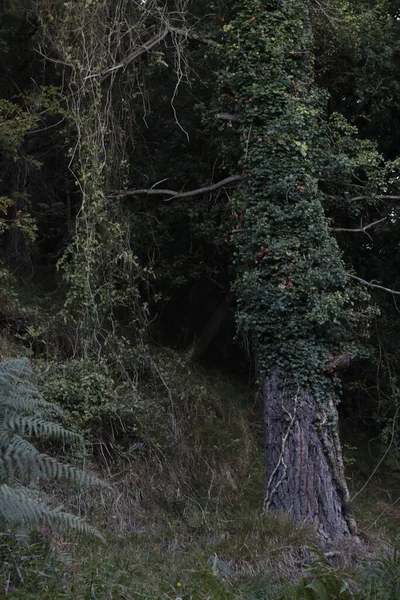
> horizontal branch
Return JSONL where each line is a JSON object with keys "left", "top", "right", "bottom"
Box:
{"left": 330, "top": 217, "right": 386, "bottom": 234}
{"left": 350, "top": 195, "right": 400, "bottom": 202}
{"left": 348, "top": 274, "right": 400, "bottom": 296}
{"left": 326, "top": 193, "right": 400, "bottom": 203}
{"left": 109, "top": 175, "right": 242, "bottom": 201}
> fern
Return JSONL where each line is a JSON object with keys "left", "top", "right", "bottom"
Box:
{"left": 0, "top": 357, "right": 104, "bottom": 538}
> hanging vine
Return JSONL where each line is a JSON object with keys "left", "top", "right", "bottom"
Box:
{"left": 34, "top": 0, "right": 190, "bottom": 356}
{"left": 219, "top": 0, "right": 370, "bottom": 384}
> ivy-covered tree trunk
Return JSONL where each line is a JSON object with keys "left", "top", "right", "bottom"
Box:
{"left": 220, "top": 1, "right": 360, "bottom": 540}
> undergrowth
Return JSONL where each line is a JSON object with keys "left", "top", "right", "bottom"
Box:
{"left": 0, "top": 335, "right": 399, "bottom": 598}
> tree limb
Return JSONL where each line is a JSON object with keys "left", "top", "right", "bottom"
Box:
{"left": 350, "top": 195, "right": 400, "bottom": 202}
{"left": 330, "top": 217, "right": 386, "bottom": 234}
{"left": 101, "top": 28, "right": 170, "bottom": 80}
{"left": 326, "top": 194, "right": 400, "bottom": 203}
{"left": 348, "top": 274, "right": 400, "bottom": 296}
{"left": 322, "top": 352, "right": 353, "bottom": 375}
{"left": 100, "top": 26, "right": 217, "bottom": 81}
{"left": 109, "top": 175, "right": 242, "bottom": 200}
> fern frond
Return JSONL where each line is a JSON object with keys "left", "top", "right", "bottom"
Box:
{"left": 0, "top": 433, "right": 104, "bottom": 487}
{"left": 0, "top": 358, "right": 108, "bottom": 537}
{"left": 0, "top": 429, "right": 38, "bottom": 455}
{"left": 0, "top": 388, "right": 64, "bottom": 418}
{"left": 0, "top": 433, "right": 37, "bottom": 483}
{"left": 0, "top": 484, "right": 103, "bottom": 539}
{"left": 3, "top": 414, "right": 81, "bottom": 442}
{"left": 0, "top": 357, "right": 32, "bottom": 382}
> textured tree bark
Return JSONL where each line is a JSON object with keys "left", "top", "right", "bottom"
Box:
{"left": 263, "top": 370, "right": 357, "bottom": 542}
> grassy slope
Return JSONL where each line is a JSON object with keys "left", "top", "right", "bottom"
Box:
{"left": 29, "top": 353, "right": 400, "bottom": 597}
{"left": 0, "top": 281, "right": 399, "bottom": 598}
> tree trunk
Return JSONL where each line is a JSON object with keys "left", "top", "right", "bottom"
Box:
{"left": 263, "top": 370, "right": 357, "bottom": 542}
{"left": 218, "top": 0, "right": 362, "bottom": 542}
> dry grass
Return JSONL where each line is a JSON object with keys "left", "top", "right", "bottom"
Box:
{"left": 3, "top": 341, "right": 399, "bottom": 597}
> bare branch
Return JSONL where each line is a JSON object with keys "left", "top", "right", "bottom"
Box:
{"left": 352, "top": 405, "right": 400, "bottom": 503}
{"left": 186, "top": 292, "right": 235, "bottom": 362}
{"left": 348, "top": 274, "right": 400, "bottom": 296}
{"left": 350, "top": 195, "right": 400, "bottom": 202}
{"left": 99, "top": 26, "right": 217, "bottom": 82}
{"left": 110, "top": 175, "right": 242, "bottom": 201}
{"left": 101, "top": 27, "right": 170, "bottom": 81}
{"left": 326, "top": 194, "right": 400, "bottom": 203}
{"left": 330, "top": 217, "right": 386, "bottom": 234}
{"left": 233, "top": 216, "right": 387, "bottom": 236}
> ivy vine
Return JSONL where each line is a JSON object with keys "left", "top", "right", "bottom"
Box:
{"left": 218, "top": 0, "right": 371, "bottom": 397}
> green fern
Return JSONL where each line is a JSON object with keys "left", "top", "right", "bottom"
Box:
{"left": 0, "top": 357, "right": 104, "bottom": 538}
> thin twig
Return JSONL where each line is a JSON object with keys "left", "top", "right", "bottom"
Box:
{"left": 362, "top": 495, "right": 400, "bottom": 533}
{"left": 350, "top": 195, "right": 400, "bottom": 202}
{"left": 326, "top": 194, "right": 400, "bottom": 203}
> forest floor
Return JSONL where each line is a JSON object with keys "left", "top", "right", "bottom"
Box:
{"left": 36, "top": 355, "right": 400, "bottom": 599}
{"left": 0, "top": 298, "right": 399, "bottom": 598}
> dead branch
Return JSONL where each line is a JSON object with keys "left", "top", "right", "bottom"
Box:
{"left": 330, "top": 217, "right": 386, "bottom": 234}
{"left": 322, "top": 352, "right": 353, "bottom": 374}
{"left": 350, "top": 195, "right": 400, "bottom": 202}
{"left": 100, "top": 26, "right": 217, "bottom": 82}
{"left": 101, "top": 27, "right": 170, "bottom": 80}
{"left": 186, "top": 292, "right": 235, "bottom": 362}
{"left": 348, "top": 274, "right": 400, "bottom": 296}
{"left": 326, "top": 194, "right": 400, "bottom": 203}
{"left": 109, "top": 175, "right": 242, "bottom": 200}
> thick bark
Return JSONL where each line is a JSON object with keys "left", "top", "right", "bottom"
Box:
{"left": 263, "top": 370, "right": 357, "bottom": 542}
